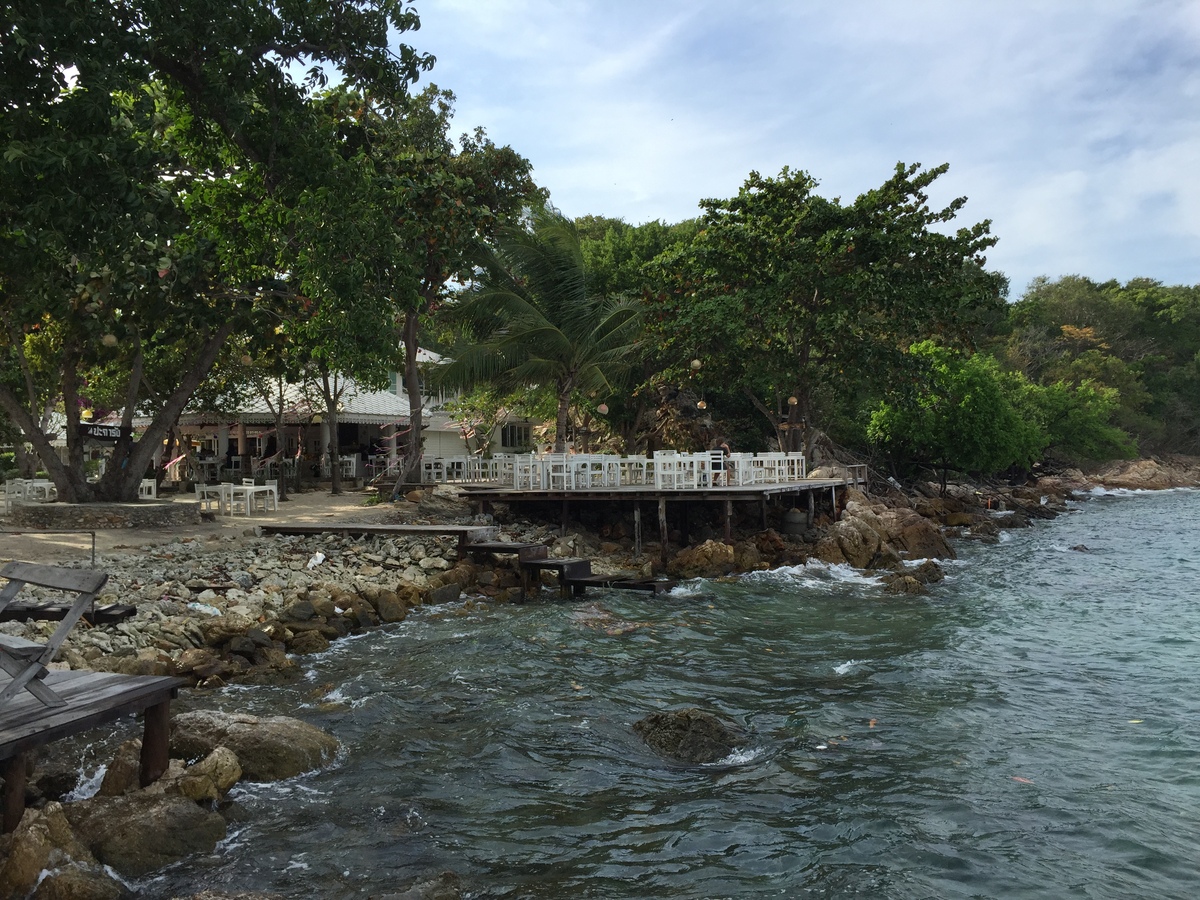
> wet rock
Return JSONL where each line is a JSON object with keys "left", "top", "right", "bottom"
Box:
{"left": 0, "top": 803, "right": 99, "bottom": 898}
{"left": 170, "top": 710, "right": 339, "bottom": 781}
{"left": 375, "top": 871, "right": 465, "bottom": 900}
{"left": 882, "top": 575, "right": 925, "bottom": 595}
{"left": 633, "top": 708, "right": 745, "bottom": 764}
{"left": 423, "top": 583, "right": 462, "bottom": 605}
{"left": 29, "top": 863, "right": 131, "bottom": 899}
{"left": 64, "top": 792, "right": 225, "bottom": 878}
{"left": 287, "top": 630, "right": 330, "bottom": 654}
{"left": 667, "top": 540, "right": 736, "bottom": 578}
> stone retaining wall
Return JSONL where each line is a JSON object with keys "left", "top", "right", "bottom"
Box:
{"left": 8, "top": 500, "right": 202, "bottom": 530}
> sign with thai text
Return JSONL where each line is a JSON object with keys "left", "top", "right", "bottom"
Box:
{"left": 80, "top": 424, "right": 129, "bottom": 442}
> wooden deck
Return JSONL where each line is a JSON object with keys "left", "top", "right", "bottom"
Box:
{"left": 457, "top": 477, "right": 850, "bottom": 503}
{"left": 459, "top": 476, "right": 857, "bottom": 564}
{"left": 0, "top": 669, "right": 185, "bottom": 831}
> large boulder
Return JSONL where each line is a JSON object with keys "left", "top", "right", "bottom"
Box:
{"left": 0, "top": 803, "right": 111, "bottom": 899}
{"left": 63, "top": 792, "right": 226, "bottom": 878}
{"left": 170, "top": 710, "right": 339, "bottom": 781}
{"left": 877, "top": 508, "right": 956, "bottom": 560}
{"left": 633, "top": 708, "right": 745, "bottom": 765}
{"left": 812, "top": 516, "right": 901, "bottom": 570}
{"left": 26, "top": 863, "right": 131, "bottom": 899}
{"left": 667, "top": 540, "right": 736, "bottom": 578}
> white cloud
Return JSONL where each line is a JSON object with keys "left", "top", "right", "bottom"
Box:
{"left": 410, "top": 0, "right": 1200, "bottom": 293}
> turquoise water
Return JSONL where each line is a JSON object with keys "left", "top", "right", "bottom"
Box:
{"left": 143, "top": 489, "right": 1200, "bottom": 898}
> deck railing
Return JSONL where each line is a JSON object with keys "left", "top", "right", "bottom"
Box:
{"left": 417, "top": 451, "right": 865, "bottom": 490}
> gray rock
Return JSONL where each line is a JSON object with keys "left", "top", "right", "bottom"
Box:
{"left": 64, "top": 792, "right": 225, "bottom": 878}
{"left": 171, "top": 710, "right": 339, "bottom": 781}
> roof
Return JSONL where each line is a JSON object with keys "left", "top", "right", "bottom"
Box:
{"left": 170, "top": 377, "right": 414, "bottom": 427}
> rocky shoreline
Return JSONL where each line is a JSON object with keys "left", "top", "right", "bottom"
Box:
{"left": 1, "top": 455, "right": 1197, "bottom": 898}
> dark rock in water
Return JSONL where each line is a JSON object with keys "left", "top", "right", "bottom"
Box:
{"left": 169, "top": 892, "right": 288, "bottom": 900}
{"left": 1070, "top": 544, "right": 1089, "bottom": 552}
{"left": 633, "top": 708, "right": 745, "bottom": 764}
{"left": 375, "top": 871, "right": 464, "bottom": 900}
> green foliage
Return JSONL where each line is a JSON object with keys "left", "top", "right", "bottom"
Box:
{"left": 0, "top": 0, "right": 431, "bottom": 501}
{"left": 1004, "top": 275, "right": 1200, "bottom": 454}
{"left": 1030, "top": 380, "right": 1137, "bottom": 463}
{"left": 577, "top": 216, "right": 700, "bottom": 298}
{"left": 868, "top": 342, "right": 1043, "bottom": 485}
{"left": 647, "top": 162, "right": 1007, "bottom": 453}
{"left": 440, "top": 207, "right": 643, "bottom": 451}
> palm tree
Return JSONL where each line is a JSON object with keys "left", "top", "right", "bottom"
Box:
{"left": 440, "top": 207, "right": 642, "bottom": 452}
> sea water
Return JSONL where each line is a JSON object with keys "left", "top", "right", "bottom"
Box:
{"left": 131, "top": 488, "right": 1198, "bottom": 898}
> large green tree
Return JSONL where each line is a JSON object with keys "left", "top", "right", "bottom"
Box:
{"left": 649, "top": 163, "right": 1007, "bottom": 457}
{"left": 0, "top": 0, "right": 431, "bottom": 501}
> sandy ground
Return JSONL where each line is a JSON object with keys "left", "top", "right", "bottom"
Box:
{"left": 0, "top": 488, "right": 399, "bottom": 567}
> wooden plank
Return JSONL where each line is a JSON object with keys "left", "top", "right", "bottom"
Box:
{"left": 260, "top": 523, "right": 498, "bottom": 538}
{"left": 0, "top": 670, "right": 184, "bottom": 761}
{"left": 3, "top": 753, "right": 27, "bottom": 832}
{"left": 0, "top": 562, "right": 106, "bottom": 595}
{"left": 139, "top": 699, "right": 171, "bottom": 787}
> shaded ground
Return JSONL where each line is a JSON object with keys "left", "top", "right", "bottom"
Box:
{"left": 0, "top": 488, "right": 396, "bottom": 566}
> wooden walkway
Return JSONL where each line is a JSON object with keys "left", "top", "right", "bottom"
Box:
{"left": 464, "top": 541, "right": 675, "bottom": 600}
{"left": 260, "top": 523, "right": 499, "bottom": 558}
{"left": 0, "top": 669, "right": 185, "bottom": 831}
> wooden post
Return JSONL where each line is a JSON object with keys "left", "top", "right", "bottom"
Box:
{"left": 658, "top": 498, "right": 668, "bottom": 568}
{"left": 139, "top": 699, "right": 172, "bottom": 787}
{"left": 831, "top": 486, "right": 837, "bottom": 518}
{"left": 634, "top": 504, "right": 642, "bottom": 556}
{"left": 807, "top": 490, "right": 815, "bottom": 527}
{"left": 724, "top": 499, "right": 733, "bottom": 543}
{"left": 561, "top": 499, "right": 569, "bottom": 537}
{"left": 759, "top": 494, "right": 767, "bottom": 530}
{"left": 2, "top": 752, "right": 27, "bottom": 833}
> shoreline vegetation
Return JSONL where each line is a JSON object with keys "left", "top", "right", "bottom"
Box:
{"left": 1, "top": 455, "right": 1198, "bottom": 897}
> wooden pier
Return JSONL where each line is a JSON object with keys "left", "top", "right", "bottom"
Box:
{"left": 464, "top": 540, "right": 676, "bottom": 600}
{"left": 460, "top": 477, "right": 857, "bottom": 565}
{"left": 0, "top": 669, "right": 185, "bottom": 832}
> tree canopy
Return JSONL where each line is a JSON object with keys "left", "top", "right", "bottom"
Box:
{"left": 647, "top": 163, "right": 1008, "bottom": 455}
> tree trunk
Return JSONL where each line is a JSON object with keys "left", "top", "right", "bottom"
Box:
{"left": 321, "top": 370, "right": 343, "bottom": 495}
{"left": 554, "top": 388, "right": 571, "bottom": 452}
{"left": 0, "top": 322, "right": 239, "bottom": 503}
{"left": 400, "top": 309, "right": 424, "bottom": 486}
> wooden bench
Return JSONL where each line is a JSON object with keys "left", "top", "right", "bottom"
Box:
{"left": 0, "top": 562, "right": 108, "bottom": 708}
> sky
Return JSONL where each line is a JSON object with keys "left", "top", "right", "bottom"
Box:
{"left": 401, "top": 0, "right": 1200, "bottom": 298}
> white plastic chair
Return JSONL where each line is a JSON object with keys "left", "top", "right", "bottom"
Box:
{"left": 546, "top": 454, "right": 576, "bottom": 490}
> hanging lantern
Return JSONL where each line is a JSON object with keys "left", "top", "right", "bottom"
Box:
{"left": 690, "top": 359, "right": 702, "bottom": 371}
{"left": 597, "top": 403, "right": 609, "bottom": 415}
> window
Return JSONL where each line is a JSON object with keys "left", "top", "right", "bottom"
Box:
{"left": 501, "top": 423, "right": 532, "bottom": 450}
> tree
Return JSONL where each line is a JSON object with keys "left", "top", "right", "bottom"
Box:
{"left": 0, "top": 0, "right": 432, "bottom": 501}
{"left": 868, "top": 341, "right": 1043, "bottom": 491}
{"left": 316, "top": 86, "right": 543, "bottom": 490}
{"left": 439, "top": 207, "right": 643, "bottom": 451}
{"left": 649, "top": 163, "right": 1007, "bottom": 458}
